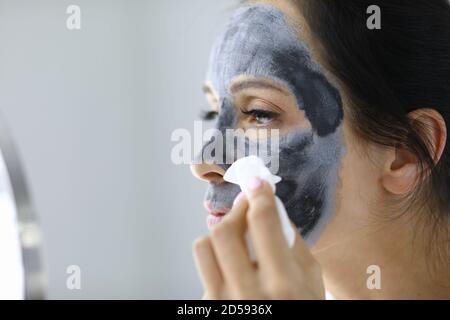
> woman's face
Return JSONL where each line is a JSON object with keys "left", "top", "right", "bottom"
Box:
{"left": 191, "top": 1, "right": 380, "bottom": 250}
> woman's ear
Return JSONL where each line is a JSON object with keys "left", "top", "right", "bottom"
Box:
{"left": 381, "top": 108, "right": 447, "bottom": 195}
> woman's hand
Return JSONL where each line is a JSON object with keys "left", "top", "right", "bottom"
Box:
{"left": 193, "top": 178, "right": 325, "bottom": 300}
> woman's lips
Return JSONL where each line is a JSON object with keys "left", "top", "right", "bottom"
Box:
{"left": 204, "top": 201, "right": 231, "bottom": 230}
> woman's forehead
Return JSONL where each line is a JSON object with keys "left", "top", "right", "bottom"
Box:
{"left": 206, "top": 4, "right": 311, "bottom": 99}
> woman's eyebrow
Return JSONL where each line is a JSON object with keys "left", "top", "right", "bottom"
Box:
{"left": 229, "top": 79, "right": 290, "bottom": 95}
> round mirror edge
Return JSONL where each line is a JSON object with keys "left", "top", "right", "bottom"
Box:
{"left": 0, "top": 114, "right": 47, "bottom": 300}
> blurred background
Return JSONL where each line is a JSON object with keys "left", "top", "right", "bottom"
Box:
{"left": 0, "top": 0, "right": 236, "bottom": 299}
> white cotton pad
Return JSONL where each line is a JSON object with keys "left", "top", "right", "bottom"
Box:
{"left": 224, "top": 156, "right": 296, "bottom": 259}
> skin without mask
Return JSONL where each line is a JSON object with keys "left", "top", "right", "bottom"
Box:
{"left": 202, "top": 4, "right": 346, "bottom": 246}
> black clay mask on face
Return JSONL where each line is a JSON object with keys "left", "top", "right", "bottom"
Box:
{"left": 202, "top": 4, "right": 346, "bottom": 246}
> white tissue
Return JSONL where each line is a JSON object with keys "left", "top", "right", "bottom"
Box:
{"left": 224, "top": 156, "right": 296, "bottom": 259}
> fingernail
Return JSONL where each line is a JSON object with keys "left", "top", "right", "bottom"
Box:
{"left": 248, "top": 177, "right": 262, "bottom": 191}
{"left": 233, "top": 192, "right": 245, "bottom": 206}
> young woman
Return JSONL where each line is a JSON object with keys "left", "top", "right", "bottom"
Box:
{"left": 190, "top": 0, "right": 450, "bottom": 299}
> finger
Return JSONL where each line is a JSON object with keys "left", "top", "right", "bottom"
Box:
{"left": 291, "top": 229, "right": 323, "bottom": 296}
{"left": 291, "top": 225, "right": 317, "bottom": 270}
{"left": 210, "top": 192, "right": 255, "bottom": 291}
{"left": 193, "top": 236, "right": 223, "bottom": 297}
{"left": 223, "top": 192, "right": 248, "bottom": 230}
{"left": 245, "top": 178, "right": 290, "bottom": 273}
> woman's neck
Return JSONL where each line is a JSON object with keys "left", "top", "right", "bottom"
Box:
{"left": 313, "top": 213, "right": 450, "bottom": 300}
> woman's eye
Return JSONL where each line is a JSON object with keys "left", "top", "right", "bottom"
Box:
{"left": 201, "top": 110, "right": 219, "bottom": 121}
{"left": 241, "top": 108, "right": 279, "bottom": 125}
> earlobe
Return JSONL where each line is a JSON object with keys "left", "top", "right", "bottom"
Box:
{"left": 381, "top": 148, "right": 420, "bottom": 195}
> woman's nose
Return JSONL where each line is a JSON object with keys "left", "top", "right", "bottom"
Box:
{"left": 190, "top": 163, "right": 225, "bottom": 184}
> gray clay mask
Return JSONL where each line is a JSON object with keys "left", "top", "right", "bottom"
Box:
{"left": 202, "top": 4, "right": 346, "bottom": 246}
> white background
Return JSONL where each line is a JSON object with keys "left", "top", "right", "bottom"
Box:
{"left": 0, "top": 0, "right": 235, "bottom": 299}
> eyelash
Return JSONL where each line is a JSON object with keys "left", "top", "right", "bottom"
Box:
{"left": 200, "top": 110, "right": 219, "bottom": 121}
{"left": 200, "top": 108, "right": 280, "bottom": 124}
{"left": 240, "top": 108, "right": 280, "bottom": 125}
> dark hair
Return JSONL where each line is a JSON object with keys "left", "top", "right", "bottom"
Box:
{"left": 295, "top": 0, "right": 450, "bottom": 234}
